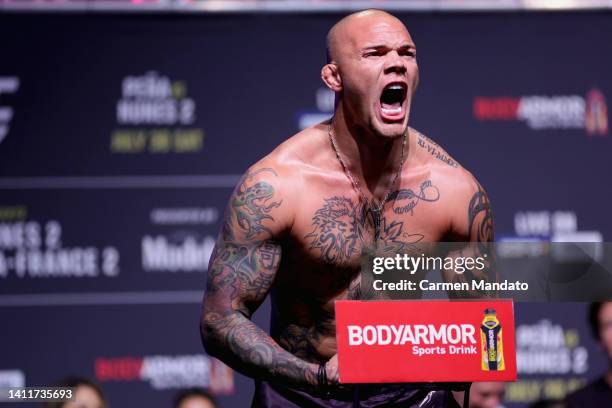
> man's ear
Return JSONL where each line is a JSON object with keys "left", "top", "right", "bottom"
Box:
{"left": 321, "top": 63, "right": 342, "bottom": 92}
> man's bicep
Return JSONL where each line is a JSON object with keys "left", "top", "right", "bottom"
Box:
{"left": 205, "top": 239, "right": 281, "bottom": 317}
{"left": 466, "top": 181, "right": 494, "bottom": 243}
{"left": 441, "top": 175, "right": 496, "bottom": 296}
{"left": 448, "top": 173, "right": 494, "bottom": 243}
{"left": 205, "top": 165, "right": 286, "bottom": 316}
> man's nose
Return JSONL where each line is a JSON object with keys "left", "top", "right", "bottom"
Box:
{"left": 383, "top": 51, "right": 407, "bottom": 74}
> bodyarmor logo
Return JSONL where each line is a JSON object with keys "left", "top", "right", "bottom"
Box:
{"left": 95, "top": 354, "right": 233, "bottom": 394}
{"left": 0, "top": 76, "right": 20, "bottom": 145}
{"left": 474, "top": 88, "right": 609, "bottom": 136}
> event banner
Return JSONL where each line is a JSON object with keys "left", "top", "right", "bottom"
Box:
{"left": 336, "top": 300, "right": 517, "bottom": 383}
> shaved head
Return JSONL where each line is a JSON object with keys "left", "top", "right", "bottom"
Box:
{"left": 321, "top": 8, "right": 418, "bottom": 139}
{"left": 326, "top": 9, "right": 408, "bottom": 64}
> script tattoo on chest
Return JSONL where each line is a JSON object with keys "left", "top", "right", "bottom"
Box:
{"left": 304, "top": 180, "right": 440, "bottom": 264}
{"left": 389, "top": 180, "right": 440, "bottom": 215}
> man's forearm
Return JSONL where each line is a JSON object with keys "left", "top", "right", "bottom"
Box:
{"left": 202, "top": 310, "right": 318, "bottom": 388}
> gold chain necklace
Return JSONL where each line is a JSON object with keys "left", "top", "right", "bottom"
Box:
{"left": 327, "top": 121, "right": 407, "bottom": 239}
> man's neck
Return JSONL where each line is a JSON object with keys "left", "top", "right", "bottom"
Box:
{"left": 330, "top": 110, "right": 406, "bottom": 201}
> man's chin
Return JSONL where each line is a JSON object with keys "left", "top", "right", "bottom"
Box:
{"left": 374, "top": 121, "right": 408, "bottom": 140}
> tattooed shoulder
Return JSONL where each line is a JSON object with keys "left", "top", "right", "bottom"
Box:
{"left": 223, "top": 167, "right": 284, "bottom": 241}
{"left": 468, "top": 181, "right": 494, "bottom": 243}
{"left": 411, "top": 127, "right": 460, "bottom": 169}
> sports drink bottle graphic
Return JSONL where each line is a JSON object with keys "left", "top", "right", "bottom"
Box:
{"left": 481, "top": 308, "right": 505, "bottom": 371}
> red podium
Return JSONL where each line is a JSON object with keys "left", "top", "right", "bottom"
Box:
{"left": 335, "top": 300, "right": 517, "bottom": 383}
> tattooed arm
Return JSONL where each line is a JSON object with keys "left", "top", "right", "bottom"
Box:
{"left": 200, "top": 166, "right": 319, "bottom": 388}
{"left": 441, "top": 170, "right": 497, "bottom": 298}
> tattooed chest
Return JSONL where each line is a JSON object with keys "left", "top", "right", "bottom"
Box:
{"left": 301, "top": 181, "right": 441, "bottom": 267}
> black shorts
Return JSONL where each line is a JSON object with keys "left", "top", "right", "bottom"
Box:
{"left": 252, "top": 381, "right": 460, "bottom": 408}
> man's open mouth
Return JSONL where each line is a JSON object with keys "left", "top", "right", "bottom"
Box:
{"left": 379, "top": 83, "right": 407, "bottom": 120}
